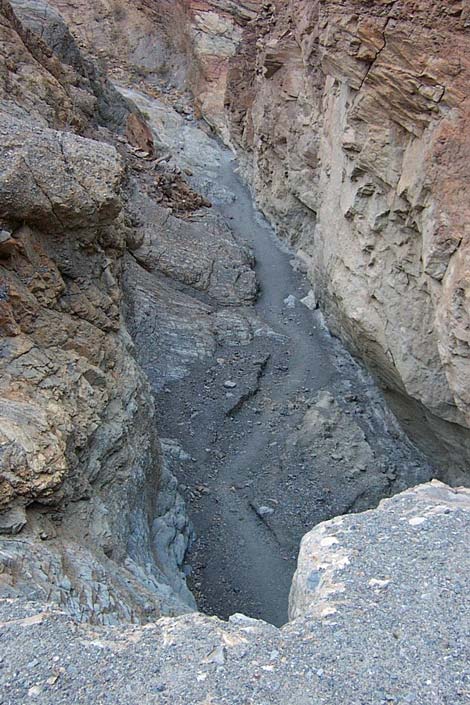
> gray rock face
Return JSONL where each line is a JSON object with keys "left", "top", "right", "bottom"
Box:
{"left": 0, "top": 0, "right": 194, "bottom": 624}
{"left": 289, "top": 480, "right": 470, "bottom": 620}
{"left": 123, "top": 254, "right": 259, "bottom": 391}
{"left": 8, "top": 0, "right": 134, "bottom": 128}
{"left": 0, "top": 115, "right": 123, "bottom": 229}
{"left": 0, "top": 481, "right": 468, "bottom": 704}
{"left": 131, "top": 200, "right": 257, "bottom": 306}
{"left": 120, "top": 99, "right": 266, "bottom": 392}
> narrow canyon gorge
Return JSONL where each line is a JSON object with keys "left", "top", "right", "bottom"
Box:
{"left": 0, "top": 1, "right": 469, "bottom": 703}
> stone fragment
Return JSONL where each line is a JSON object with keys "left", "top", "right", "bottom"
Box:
{"left": 202, "top": 645, "right": 226, "bottom": 666}
{"left": 283, "top": 295, "right": 296, "bottom": 308}
{"left": 257, "top": 505, "right": 274, "bottom": 516}
{"left": 300, "top": 290, "right": 318, "bottom": 311}
{"left": 0, "top": 116, "right": 123, "bottom": 229}
{"left": 0, "top": 230, "right": 20, "bottom": 258}
{"left": 126, "top": 112, "right": 155, "bottom": 155}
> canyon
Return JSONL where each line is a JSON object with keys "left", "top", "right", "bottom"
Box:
{"left": 0, "top": 1, "right": 469, "bottom": 703}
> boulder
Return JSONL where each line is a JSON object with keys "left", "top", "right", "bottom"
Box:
{"left": 0, "top": 116, "right": 123, "bottom": 229}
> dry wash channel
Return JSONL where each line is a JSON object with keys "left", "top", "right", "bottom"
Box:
{"left": 122, "top": 85, "right": 434, "bottom": 626}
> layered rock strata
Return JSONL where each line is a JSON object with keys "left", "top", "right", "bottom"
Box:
{"left": 0, "top": 0, "right": 195, "bottom": 622}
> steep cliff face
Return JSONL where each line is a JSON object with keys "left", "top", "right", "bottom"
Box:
{"left": 150, "top": 0, "right": 470, "bottom": 481}
{"left": 0, "top": 0, "right": 194, "bottom": 622}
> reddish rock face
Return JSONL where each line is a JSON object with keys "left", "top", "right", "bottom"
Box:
{"left": 126, "top": 112, "right": 155, "bottom": 154}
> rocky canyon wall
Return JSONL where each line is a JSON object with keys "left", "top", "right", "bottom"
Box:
{"left": 145, "top": 0, "right": 470, "bottom": 481}
{"left": 0, "top": 3, "right": 469, "bottom": 700}
{"left": 0, "top": 0, "right": 194, "bottom": 622}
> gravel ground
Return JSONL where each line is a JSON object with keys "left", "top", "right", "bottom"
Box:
{"left": 0, "top": 482, "right": 468, "bottom": 705}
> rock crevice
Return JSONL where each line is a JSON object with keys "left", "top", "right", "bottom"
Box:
{"left": 149, "top": 0, "right": 470, "bottom": 481}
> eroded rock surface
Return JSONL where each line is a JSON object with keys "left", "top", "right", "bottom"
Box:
{"left": 106, "top": 79, "right": 432, "bottom": 626}
{"left": 1, "top": 1, "right": 469, "bottom": 701}
{"left": 0, "top": 0, "right": 195, "bottom": 622}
